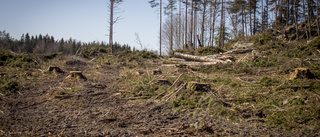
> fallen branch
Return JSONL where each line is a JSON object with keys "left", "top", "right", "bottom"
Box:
{"left": 121, "top": 96, "right": 149, "bottom": 100}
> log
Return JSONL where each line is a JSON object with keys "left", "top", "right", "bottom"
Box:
{"left": 173, "top": 52, "right": 234, "bottom": 62}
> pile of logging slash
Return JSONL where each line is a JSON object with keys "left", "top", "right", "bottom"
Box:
{"left": 164, "top": 48, "right": 254, "bottom": 67}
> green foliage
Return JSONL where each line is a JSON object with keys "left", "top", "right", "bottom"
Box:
{"left": 80, "top": 44, "right": 109, "bottom": 58}
{"left": 0, "top": 78, "right": 22, "bottom": 95}
{"left": 259, "top": 76, "right": 275, "bottom": 86}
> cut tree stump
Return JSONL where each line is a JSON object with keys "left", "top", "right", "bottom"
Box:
{"left": 153, "top": 69, "right": 162, "bottom": 75}
{"left": 48, "top": 66, "right": 64, "bottom": 73}
{"left": 157, "top": 79, "right": 170, "bottom": 85}
{"left": 66, "top": 71, "right": 87, "bottom": 80}
{"left": 187, "top": 82, "right": 211, "bottom": 92}
{"left": 289, "top": 68, "right": 316, "bottom": 80}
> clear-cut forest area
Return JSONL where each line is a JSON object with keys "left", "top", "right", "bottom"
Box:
{"left": 1, "top": 0, "right": 320, "bottom": 136}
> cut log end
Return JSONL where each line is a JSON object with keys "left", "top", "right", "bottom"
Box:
{"left": 66, "top": 71, "right": 87, "bottom": 80}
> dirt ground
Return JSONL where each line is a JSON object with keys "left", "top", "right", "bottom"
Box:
{"left": 0, "top": 56, "right": 309, "bottom": 136}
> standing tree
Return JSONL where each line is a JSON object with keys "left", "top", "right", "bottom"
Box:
{"left": 317, "top": 0, "right": 319, "bottom": 36}
{"left": 164, "top": 0, "right": 177, "bottom": 53}
{"left": 219, "top": 0, "right": 225, "bottom": 48}
{"left": 108, "top": 0, "right": 123, "bottom": 54}
{"left": 149, "top": 0, "right": 163, "bottom": 56}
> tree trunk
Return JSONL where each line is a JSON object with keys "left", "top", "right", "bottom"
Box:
{"left": 261, "top": 0, "right": 264, "bottom": 31}
{"left": 190, "top": 0, "right": 194, "bottom": 48}
{"left": 185, "top": 0, "right": 188, "bottom": 48}
{"left": 179, "top": 0, "right": 181, "bottom": 48}
{"left": 170, "top": 5, "right": 173, "bottom": 53}
{"left": 307, "top": 0, "right": 312, "bottom": 39}
{"left": 266, "top": 0, "right": 268, "bottom": 29}
{"left": 109, "top": 0, "right": 114, "bottom": 53}
{"left": 208, "top": 4, "right": 213, "bottom": 46}
{"left": 219, "top": 0, "right": 224, "bottom": 47}
{"left": 194, "top": 3, "right": 197, "bottom": 49}
{"left": 242, "top": 4, "right": 245, "bottom": 37}
{"left": 249, "top": 2, "right": 252, "bottom": 36}
{"left": 317, "top": 0, "right": 320, "bottom": 36}
{"left": 253, "top": 2, "right": 256, "bottom": 35}
{"left": 210, "top": 0, "right": 217, "bottom": 46}
{"left": 160, "top": 0, "right": 163, "bottom": 56}
{"left": 275, "top": 0, "right": 278, "bottom": 28}
{"left": 294, "top": 0, "right": 299, "bottom": 40}
{"left": 303, "top": 0, "right": 308, "bottom": 40}
{"left": 201, "top": 0, "right": 206, "bottom": 47}
{"left": 286, "top": 0, "right": 289, "bottom": 27}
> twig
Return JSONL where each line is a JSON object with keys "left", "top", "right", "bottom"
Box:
{"left": 204, "top": 85, "right": 224, "bottom": 101}
{"left": 121, "top": 96, "right": 149, "bottom": 100}
{"left": 166, "top": 82, "right": 188, "bottom": 102}
{"left": 154, "top": 74, "right": 183, "bottom": 99}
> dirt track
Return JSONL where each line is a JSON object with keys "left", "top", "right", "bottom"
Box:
{"left": 0, "top": 57, "right": 304, "bottom": 136}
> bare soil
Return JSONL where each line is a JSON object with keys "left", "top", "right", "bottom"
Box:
{"left": 0, "top": 56, "right": 309, "bottom": 136}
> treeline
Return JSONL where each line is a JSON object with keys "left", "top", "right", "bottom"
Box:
{"left": 157, "top": 0, "right": 320, "bottom": 53}
{"left": 0, "top": 30, "right": 131, "bottom": 55}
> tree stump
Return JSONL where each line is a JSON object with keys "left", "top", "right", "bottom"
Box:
{"left": 48, "top": 66, "right": 64, "bottom": 73}
{"left": 66, "top": 71, "right": 87, "bottom": 80}
{"left": 153, "top": 69, "right": 162, "bottom": 75}
{"left": 187, "top": 82, "right": 211, "bottom": 92}
{"left": 289, "top": 68, "right": 316, "bottom": 80}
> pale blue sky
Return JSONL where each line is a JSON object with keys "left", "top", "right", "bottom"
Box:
{"left": 0, "top": 0, "right": 160, "bottom": 51}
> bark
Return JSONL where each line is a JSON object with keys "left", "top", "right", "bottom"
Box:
{"left": 294, "top": 0, "right": 299, "bottom": 40}
{"left": 219, "top": 0, "right": 224, "bottom": 47}
{"left": 286, "top": 0, "right": 289, "bottom": 27}
{"left": 317, "top": 0, "right": 320, "bottom": 36}
{"left": 303, "top": 0, "right": 308, "bottom": 40}
{"left": 160, "top": 0, "right": 163, "bottom": 55}
{"left": 266, "top": 0, "right": 268, "bottom": 29}
{"left": 275, "top": 0, "right": 278, "bottom": 28}
{"left": 179, "top": 0, "right": 181, "bottom": 48}
{"left": 253, "top": 1, "right": 256, "bottom": 35}
{"left": 210, "top": 0, "right": 217, "bottom": 46}
{"left": 249, "top": 1, "right": 252, "bottom": 36}
{"left": 190, "top": 0, "right": 194, "bottom": 47}
{"left": 201, "top": 0, "right": 206, "bottom": 47}
{"left": 261, "top": 0, "right": 264, "bottom": 31}
{"left": 170, "top": 4, "right": 173, "bottom": 53}
{"left": 307, "top": 0, "right": 311, "bottom": 39}
{"left": 109, "top": 0, "right": 114, "bottom": 53}
{"left": 185, "top": 0, "right": 188, "bottom": 47}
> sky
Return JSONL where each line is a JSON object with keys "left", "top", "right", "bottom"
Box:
{"left": 0, "top": 0, "right": 160, "bottom": 51}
